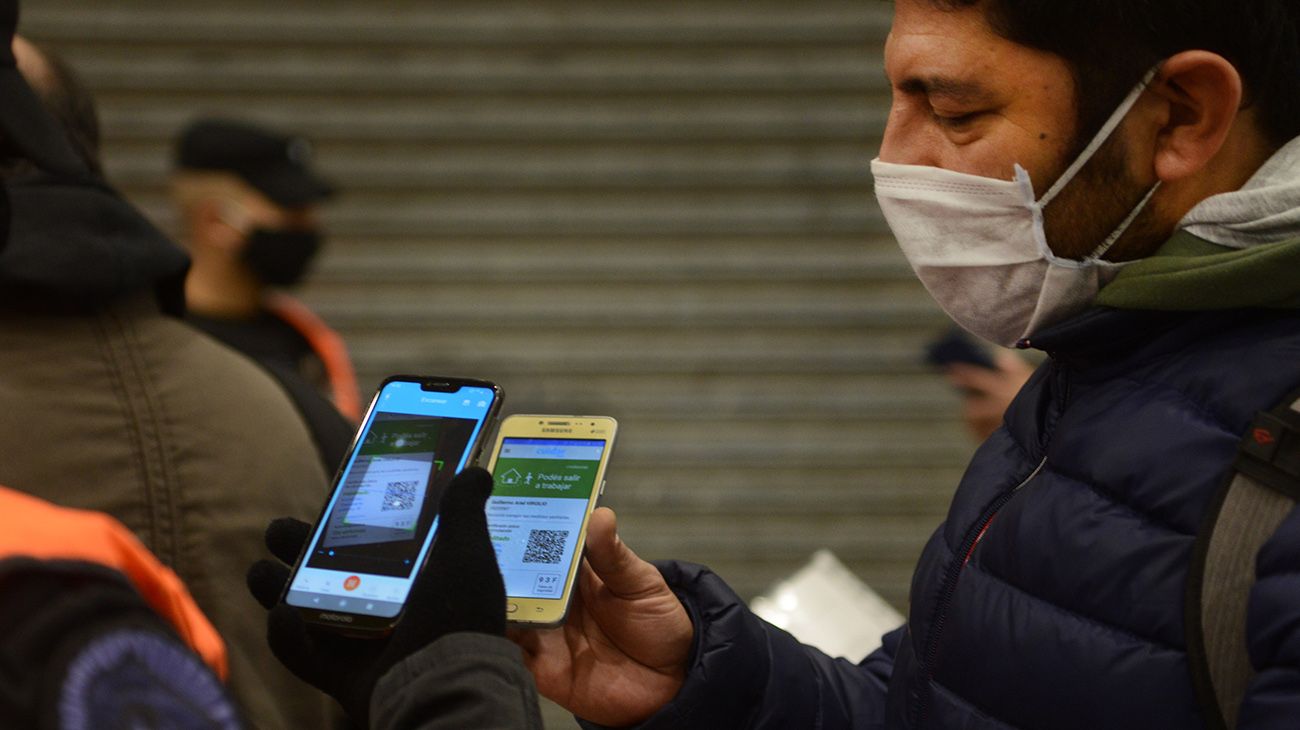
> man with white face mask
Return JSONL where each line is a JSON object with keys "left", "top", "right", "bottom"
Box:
{"left": 509, "top": 1, "right": 1300, "bottom": 729}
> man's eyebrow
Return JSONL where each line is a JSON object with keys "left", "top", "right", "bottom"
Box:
{"left": 895, "top": 75, "right": 992, "bottom": 103}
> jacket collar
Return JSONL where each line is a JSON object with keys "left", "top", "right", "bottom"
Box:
{"left": 1018, "top": 307, "right": 1186, "bottom": 360}
{"left": 1021, "top": 305, "right": 1297, "bottom": 379}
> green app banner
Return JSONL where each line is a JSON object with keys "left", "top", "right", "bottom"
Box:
{"left": 493, "top": 457, "right": 598, "bottom": 499}
{"left": 360, "top": 419, "right": 444, "bottom": 456}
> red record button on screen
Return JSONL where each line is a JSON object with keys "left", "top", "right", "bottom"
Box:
{"left": 343, "top": 575, "right": 361, "bottom": 592}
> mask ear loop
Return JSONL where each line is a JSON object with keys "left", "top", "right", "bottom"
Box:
{"left": 1037, "top": 66, "right": 1161, "bottom": 209}
{"left": 1087, "top": 180, "right": 1161, "bottom": 261}
{"left": 217, "top": 199, "right": 251, "bottom": 236}
{"left": 1027, "top": 65, "right": 1162, "bottom": 267}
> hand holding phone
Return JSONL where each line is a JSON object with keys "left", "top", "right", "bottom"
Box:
{"left": 247, "top": 467, "right": 505, "bottom": 725}
{"left": 947, "top": 350, "right": 1038, "bottom": 440}
{"left": 925, "top": 327, "right": 997, "bottom": 371}
{"left": 512, "top": 504, "right": 693, "bottom": 727}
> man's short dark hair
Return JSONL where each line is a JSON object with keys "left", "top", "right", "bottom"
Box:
{"left": 37, "top": 45, "right": 101, "bottom": 175}
{"left": 0, "top": 40, "right": 101, "bottom": 177}
{"left": 928, "top": 0, "right": 1300, "bottom": 151}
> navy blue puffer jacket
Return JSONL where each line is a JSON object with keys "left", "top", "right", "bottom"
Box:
{"left": 608, "top": 306, "right": 1300, "bottom": 730}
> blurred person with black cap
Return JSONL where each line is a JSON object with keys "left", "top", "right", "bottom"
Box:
{"left": 0, "top": 5, "right": 343, "bottom": 728}
{"left": 173, "top": 119, "right": 361, "bottom": 472}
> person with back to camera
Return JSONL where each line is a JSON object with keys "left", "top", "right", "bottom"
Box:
{"left": 513, "top": 1, "right": 1300, "bottom": 728}
{"left": 0, "top": 468, "right": 542, "bottom": 729}
{"left": 0, "top": 5, "right": 342, "bottom": 727}
{"left": 172, "top": 117, "right": 360, "bottom": 472}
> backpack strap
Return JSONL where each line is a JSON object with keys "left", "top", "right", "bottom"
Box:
{"left": 1187, "top": 387, "right": 1300, "bottom": 729}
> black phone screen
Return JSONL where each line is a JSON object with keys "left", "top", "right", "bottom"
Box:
{"left": 285, "top": 380, "right": 496, "bottom": 619}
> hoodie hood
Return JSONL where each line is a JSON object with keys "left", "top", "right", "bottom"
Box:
{"left": 1096, "top": 135, "right": 1300, "bottom": 312}
{"left": 0, "top": 174, "right": 189, "bottom": 314}
{"left": 1095, "top": 231, "right": 1300, "bottom": 310}
{"left": 1178, "top": 135, "right": 1300, "bottom": 249}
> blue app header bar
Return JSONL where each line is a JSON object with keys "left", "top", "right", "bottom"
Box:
{"left": 377, "top": 381, "right": 495, "bottom": 421}
{"left": 500, "top": 437, "right": 607, "bottom": 462}
{"left": 501, "top": 438, "right": 607, "bottom": 448}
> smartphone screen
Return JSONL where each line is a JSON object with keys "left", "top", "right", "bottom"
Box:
{"left": 285, "top": 379, "right": 498, "bottom": 622}
{"left": 487, "top": 436, "right": 608, "bottom": 601}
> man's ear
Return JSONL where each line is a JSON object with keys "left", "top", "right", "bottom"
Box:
{"left": 1146, "top": 51, "right": 1243, "bottom": 183}
{"left": 193, "top": 198, "right": 246, "bottom": 252}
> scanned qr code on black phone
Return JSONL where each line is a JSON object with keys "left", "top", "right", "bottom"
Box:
{"left": 523, "top": 529, "right": 569, "bottom": 564}
{"left": 381, "top": 481, "right": 418, "bottom": 512}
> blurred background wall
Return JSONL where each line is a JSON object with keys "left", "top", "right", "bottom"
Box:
{"left": 24, "top": 1, "right": 976, "bottom": 724}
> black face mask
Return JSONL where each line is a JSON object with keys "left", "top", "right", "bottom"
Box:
{"left": 241, "top": 228, "right": 322, "bottom": 287}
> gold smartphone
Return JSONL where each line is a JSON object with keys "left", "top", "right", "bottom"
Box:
{"left": 484, "top": 414, "right": 617, "bottom": 627}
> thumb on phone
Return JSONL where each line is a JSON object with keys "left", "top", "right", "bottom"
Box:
{"left": 406, "top": 467, "right": 505, "bottom": 639}
{"left": 583, "top": 507, "right": 662, "bottom": 598}
{"left": 432, "top": 467, "right": 494, "bottom": 544}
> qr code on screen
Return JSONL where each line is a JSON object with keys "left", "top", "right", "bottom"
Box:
{"left": 381, "top": 481, "right": 418, "bottom": 512}
{"left": 523, "top": 529, "right": 568, "bottom": 564}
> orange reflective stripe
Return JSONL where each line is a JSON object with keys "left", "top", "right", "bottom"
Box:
{"left": 264, "top": 292, "right": 362, "bottom": 422}
{"left": 0, "top": 486, "right": 228, "bottom": 681}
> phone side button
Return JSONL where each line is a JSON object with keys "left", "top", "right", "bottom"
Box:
{"left": 506, "top": 603, "right": 519, "bottom": 614}
{"left": 599, "top": 480, "right": 606, "bottom": 496}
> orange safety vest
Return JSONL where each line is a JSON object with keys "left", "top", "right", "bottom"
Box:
{"left": 265, "top": 292, "right": 362, "bottom": 422}
{"left": 0, "top": 485, "right": 228, "bottom": 681}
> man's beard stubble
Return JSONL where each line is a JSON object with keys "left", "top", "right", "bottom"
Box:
{"left": 1039, "top": 129, "right": 1166, "bottom": 263}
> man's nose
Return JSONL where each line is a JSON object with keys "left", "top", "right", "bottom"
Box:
{"left": 876, "top": 107, "right": 930, "bottom": 166}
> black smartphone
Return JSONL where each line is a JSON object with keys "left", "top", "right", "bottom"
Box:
{"left": 281, "top": 375, "right": 502, "bottom": 635}
{"left": 925, "top": 328, "right": 997, "bottom": 371}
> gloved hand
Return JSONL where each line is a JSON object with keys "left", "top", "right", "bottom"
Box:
{"left": 246, "top": 467, "right": 505, "bottom": 725}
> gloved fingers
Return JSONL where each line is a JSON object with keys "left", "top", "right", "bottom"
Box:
{"left": 439, "top": 467, "right": 494, "bottom": 520}
{"left": 266, "top": 603, "right": 329, "bottom": 689}
{"left": 247, "top": 559, "right": 291, "bottom": 610}
{"left": 264, "top": 517, "right": 312, "bottom": 566}
{"left": 405, "top": 467, "right": 505, "bottom": 637}
{"left": 266, "top": 605, "right": 380, "bottom": 724}
{"left": 424, "top": 467, "right": 496, "bottom": 580}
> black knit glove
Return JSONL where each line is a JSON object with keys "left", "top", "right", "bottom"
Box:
{"left": 246, "top": 467, "right": 506, "bottom": 725}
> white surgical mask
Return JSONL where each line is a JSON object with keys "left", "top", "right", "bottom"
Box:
{"left": 871, "top": 69, "right": 1160, "bottom": 347}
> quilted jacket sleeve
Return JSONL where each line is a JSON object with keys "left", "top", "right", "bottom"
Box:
{"left": 1237, "top": 505, "right": 1300, "bottom": 728}
{"left": 580, "top": 560, "right": 898, "bottom": 730}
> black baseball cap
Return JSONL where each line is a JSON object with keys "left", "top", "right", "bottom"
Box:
{"left": 0, "top": 0, "right": 90, "bottom": 178}
{"left": 174, "top": 118, "right": 335, "bottom": 207}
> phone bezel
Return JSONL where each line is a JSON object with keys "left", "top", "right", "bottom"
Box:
{"left": 485, "top": 414, "right": 618, "bottom": 628}
{"left": 282, "top": 374, "right": 504, "bottom": 636}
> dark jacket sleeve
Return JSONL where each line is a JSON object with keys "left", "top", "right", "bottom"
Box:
{"left": 580, "top": 561, "right": 899, "bottom": 730}
{"left": 1238, "top": 506, "right": 1300, "bottom": 729}
{"left": 370, "top": 632, "right": 543, "bottom": 730}
{"left": 0, "top": 560, "right": 245, "bottom": 730}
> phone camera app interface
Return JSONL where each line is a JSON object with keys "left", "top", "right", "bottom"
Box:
{"left": 287, "top": 382, "right": 494, "bottom": 618}
{"left": 488, "top": 437, "right": 606, "bottom": 599}
{"left": 308, "top": 412, "right": 474, "bottom": 576}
